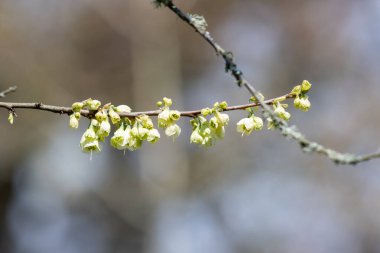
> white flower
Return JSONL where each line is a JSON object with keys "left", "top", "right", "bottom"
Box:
{"left": 147, "top": 129, "right": 160, "bottom": 143}
{"left": 98, "top": 119, "right": 111, "bottom": 138}
{"left": 165, "top": 124, "right": 181, "bottom": 139}
{"left": 190, "top": 129, "right": 203, "bottom": 144}
{"left": 237, "top": 117, "right": 255, "bottom": 136}
{"left": 69, "top": 114, "right": 79, "bottom": 129}
{"left": 115, "top": 105, "right": 131, "bottom": 113}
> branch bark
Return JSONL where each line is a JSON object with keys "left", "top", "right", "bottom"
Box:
{"left": 0, "top": 93, "right": 293, "bottom": 118}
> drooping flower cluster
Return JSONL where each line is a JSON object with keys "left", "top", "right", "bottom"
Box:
{"left": 110, "top": 115, "right": 160, "bottom": 151}
{"left": 236, "top": 109, "right": 263, "bottom": 136}
{"left": 70, "top": 99, "right": 109, "bottom": 155}
{"left": 157, "top": 97, "right": 181, "bottom": 140}
{"left": 190, "top": 101, "right": 229, "bottom": 147}
{"left": 69, "top": 98, "right": 160, "bottom": 156}
{"left": 291, "top": 80, "right": 312, "bottom": 112}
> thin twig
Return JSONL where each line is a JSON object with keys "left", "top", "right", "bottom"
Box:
{"left": 0, "top": 86, "right": 17, "bottom": 98}
{"left": 161, "top": 0, "right": 380, "bottom": 165}
{"left": 0, "top": 93, "right": 292, "bottom": 118}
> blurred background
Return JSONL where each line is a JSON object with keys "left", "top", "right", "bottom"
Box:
{"left": 1, "top": 0, "right": 380, "bottom": 252}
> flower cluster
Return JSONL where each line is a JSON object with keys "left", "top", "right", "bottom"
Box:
{"left": 190, "top": 102, "right": 229, "bottom": 147}
{"left": 157, "top": 97, "right": 181, "bottom": 140}
{"left": 291, "top": 80, "right": 312, "bottom": 112}
{"left": 110, "top": 115, "right": 160, "bottom": 152}
{"left": 237, "top": 110, "right": 263, "bottom": 136}
{"left": 69, "top": 98, "right": 160, "bottom": 156}
{"left": 67, "top": 81, "right": 312, "bottom": 156}
{"left": 71, "top": 99, "right": 108, "bottom": 155}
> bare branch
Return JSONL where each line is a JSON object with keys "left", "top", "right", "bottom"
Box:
{"left": 0, "top": 86, "right": 17, "bottom": 98}
{"left": 161, "top": 0, "right": 380, "bottom": 165}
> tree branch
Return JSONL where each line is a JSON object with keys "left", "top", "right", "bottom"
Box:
{"left": 0, "top": 86, "right": 17, "bottom": 98}
{"left": 161, "top": 0, "right": 380, "bottom": 165}
{"left": 0, "top": 93, "right": 293, "bottom": 118}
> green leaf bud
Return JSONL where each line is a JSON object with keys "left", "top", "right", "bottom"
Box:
{"left": 301, "top": 80, "right": 312, "bottom": 92}
{"left": 290, "top": 85, "right": 302, "bottom": 96}
{"left": 219, "top": 101, "right": 228, "bottom": 110}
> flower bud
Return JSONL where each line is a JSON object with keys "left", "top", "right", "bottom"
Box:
{"left": 87, "top": 100, "right": 101, "bottom": 110}
{"left": 72, "top": 102, "right": 84, "bottom": 112}
{"left": 74, "top": 112, "right": 81, "bottom": 119}
{"left": 108, "top": 107, "right": 121, "bottom": 124}
{"left": 169, "top": 110, "right": 181, "bottom": 121}
{"left": 69, "top": 114, "right": 79, "bottom": 129}
{"left": 163, "top": 97, "right": 172, "bottom": 107}
{"left": 219, "top": 101, "right": 228, "bottom": 110}
{"left": 290, "top": 85, "right": 302, "bottom": 96}
{"left": 95, "top": 110, "right": 107, "bottom": 121}
{"left": 8, "top": 112, "right": 14, "bottom": 125}
{"left": 201, "top": 108, "right": 212, "bottom": 116}
{"left": 115, "top": 105, "right": 131, "bottom": 113}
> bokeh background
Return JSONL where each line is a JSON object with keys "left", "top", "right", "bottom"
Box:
{"left": 1, "top": 0, "right": 380, "bottom": 252}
